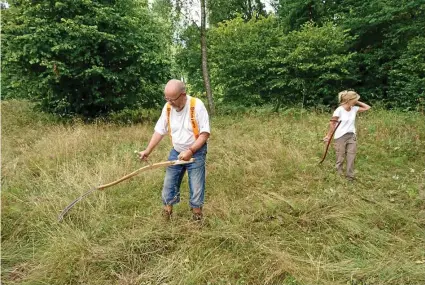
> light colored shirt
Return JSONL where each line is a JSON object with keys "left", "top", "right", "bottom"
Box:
{"left": 333, "top": 106, "right": 359, "bottom": 139}
{"left": 154, "top": 95, "right": 210, "bottom": 152}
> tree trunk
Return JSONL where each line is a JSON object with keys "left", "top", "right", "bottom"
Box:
{"left": 200, "top": 0, "right": 215, "bottom": 115}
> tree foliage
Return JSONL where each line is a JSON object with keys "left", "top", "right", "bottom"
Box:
{"left": 209, "top": 16, "right": 280, "bottom": 105}
{"left": 2, "top": 0, "right": 424, "bottom": 114}
{"left": 208, "top": 0, "right": 267, "bottom": 26}
{"left": 182, "top": 17, "right": 354, "bottom": 109}
{"left": 175, "top": 24, "right": 204, "bottom": 94}
{"left": 275, "top": 0, "right": 425, "bottom": 108}
{"left": 180, "top": 0, "right": 425, "bottom": 110}
{"left": 268, "top": 22, "right": 356, "bottom": 107}
{"left": 388, "top": 36, "right": 425, "bottom": 110}
{"left": 1, "top": 0, "right": 171, "bottom": 117}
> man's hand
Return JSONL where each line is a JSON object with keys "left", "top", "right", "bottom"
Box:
{"left": 138, "top": 150, "right": 150, "bottom": 161}
{"left": 178, "top": 149, "right": 193, "bottom": 161}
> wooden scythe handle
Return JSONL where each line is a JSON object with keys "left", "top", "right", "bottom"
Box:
{"left": 58, "top": 159, "right": 195, "bottom": 222}
{"left": 319, "top": 121, "right": 341, "bottom": 164}
{"left": 97, "top": 159, "right": 195, "bottom": 190}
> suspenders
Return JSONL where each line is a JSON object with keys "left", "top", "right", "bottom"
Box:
{"left": 189, "top": 97, "right": 200, "bottom": 139}
{"left": 166, "top": 97, "right": 200, "bottom": 142}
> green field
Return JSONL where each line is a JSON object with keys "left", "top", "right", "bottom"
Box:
{"left": 2, "top": 100, "right": 425, "bottom": 285}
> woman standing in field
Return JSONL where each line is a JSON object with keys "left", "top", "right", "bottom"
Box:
{"left": 323, "top": 90, "right": 371, "bottom": 181}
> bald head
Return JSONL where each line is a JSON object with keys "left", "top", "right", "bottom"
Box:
{"left": 163, "top": 79, "right": 187, "bottom": 109}
{"left": 164, "top": 79, "right": 186, "bottom": 98}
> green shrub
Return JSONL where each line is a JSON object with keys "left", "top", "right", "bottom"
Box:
{"left": 1, "top": 0, "right": 171, "bottom": 118}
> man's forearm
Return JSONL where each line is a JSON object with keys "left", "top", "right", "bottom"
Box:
{"left": 146, "top": 132, "right": 164, "bottom": 154}
{"left": 189, "top": 132, "right": 210, "bottom": 153}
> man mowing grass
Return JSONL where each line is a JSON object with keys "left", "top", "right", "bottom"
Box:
{"left": 138, "top": 79, "right": 210, "bottom": 221}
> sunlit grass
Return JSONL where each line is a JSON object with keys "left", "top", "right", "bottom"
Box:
{"left": 2, "top": 100, "right": 425, "bottom": 284}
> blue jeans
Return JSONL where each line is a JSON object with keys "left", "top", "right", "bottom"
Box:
{"left": 162, "top": 144, "right": 207, "bottom": 208}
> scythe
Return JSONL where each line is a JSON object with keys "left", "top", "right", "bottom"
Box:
{"left": 58, "top": 159, "right": 195, "bottom": 222}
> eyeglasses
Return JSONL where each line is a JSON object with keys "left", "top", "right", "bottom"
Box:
{"left": 164, "top": 92, "right": 184, "bottom": 103}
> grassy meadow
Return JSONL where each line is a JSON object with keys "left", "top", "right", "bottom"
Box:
{"left": 1, "top": 100, "right": 425, "bottom": 285}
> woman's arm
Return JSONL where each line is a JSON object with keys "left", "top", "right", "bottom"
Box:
{"left": 357, "top": 101, "right": 371, "bottom": 113}
{"left": 323, "top": 116, "right": 339, "bottom": 142}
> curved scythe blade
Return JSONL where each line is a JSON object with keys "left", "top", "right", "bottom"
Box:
{"left": 57, "top": 158, "right": 195, "bottom": 222}
{"left": 57, "top": 186, "right": 97, "bottom": 222}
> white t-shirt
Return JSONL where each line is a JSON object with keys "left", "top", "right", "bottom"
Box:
{"left": 154, "top": 95, "right": 210, "bottom": 152}
{"left": 332, "top": 106, "right": 359, "bottom": 139}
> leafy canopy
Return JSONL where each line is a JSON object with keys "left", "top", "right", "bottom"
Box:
{"left": 2, "top": 0, "right": 171, "bottom": 117}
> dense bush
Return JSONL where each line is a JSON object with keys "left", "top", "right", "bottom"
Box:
{"left": 209, "top": 16, "right": 280, "bottom": 106}
{"left": 177, "top": 0, "right": 424, "bottom": 111}
{"left": 268, "top": 22, "right": 356, "bottom": 108}
{"left": 388, "top": 36, "right": 425, "bottom": 111}
{"left": 1, "top": 0, "right": 171, "bottom": 118}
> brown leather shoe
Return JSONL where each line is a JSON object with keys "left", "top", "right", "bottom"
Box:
{"left": 162, "top": 209, "right": 172, "bottom": 221}
{"left": 192, "top": 212, "right": 203, "bottom": 221}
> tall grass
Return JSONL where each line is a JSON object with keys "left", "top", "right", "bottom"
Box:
{"left": 2, "top": 100, "right": 425, "bottom": 285}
